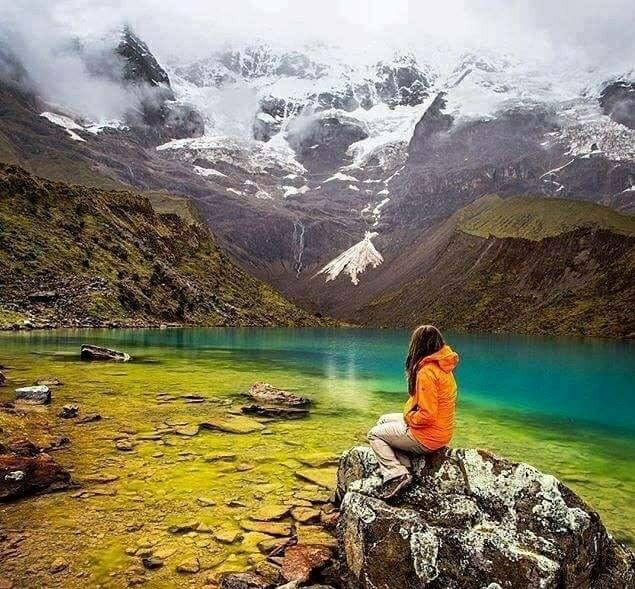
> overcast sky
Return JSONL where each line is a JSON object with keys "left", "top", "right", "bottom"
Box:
{"left": 6, "top": 0, "right": 633, "bottom": 70}
{"left": 1, "top": 0, "right": 633, "bottom": 120}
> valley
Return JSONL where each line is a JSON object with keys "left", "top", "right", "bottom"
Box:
{"left": 0, "top": 26, "right": 633, "bottom": 336}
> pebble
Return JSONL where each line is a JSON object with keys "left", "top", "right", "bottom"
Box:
{"left": 116, "top": 440, "right": 135, "bottom": 452}
{"left": 168, "top": 521, "right": 200, "bottom": 534}
{"left": 291, "top": 507, "right": 321, "bottom": 524}
{"left": 214, "top": 529, "right": 243, "bottom": 545}
{"left": 49, "top": 558, "right": 68, "bottom": 574}
{"left": 196, "top": 497, "right": 217, "bottom": 507}
{"left": 141, "top": 556, "right": 163, "bottom": 570}
{"left": 176, "top": 557, "right": 200, "bottom": 574}
{"left": 251, "top": 504, "right": 290, "bottom": 521}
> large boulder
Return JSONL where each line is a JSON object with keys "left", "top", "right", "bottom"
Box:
{"left": 0, "top": 441, "right": 72, "bottom": 501}
{"left": 80, "top": 344, "right": 131, "bottom": 362}
{"left": 337, "top": 446, "right": 634, "bottom": 589}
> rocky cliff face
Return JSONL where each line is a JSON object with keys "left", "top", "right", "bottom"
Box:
{"left": 600, "top": 78, "right": 635, "bottom": 129}
{"left": 336, "top": 446, "right": 634, "bottom": 589}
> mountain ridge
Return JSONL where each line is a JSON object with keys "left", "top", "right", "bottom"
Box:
{"left": 0, "top": 164, "right": 327, "bottom": 329}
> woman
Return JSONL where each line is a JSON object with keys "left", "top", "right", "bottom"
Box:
{"left": 368, "top": 325, "right": 459, "bottom": 499}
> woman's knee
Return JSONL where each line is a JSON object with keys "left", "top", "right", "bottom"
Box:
{"left": 377, "top": 413, "right": 403, "bottom": 426}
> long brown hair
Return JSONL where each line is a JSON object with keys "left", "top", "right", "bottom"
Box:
{"left": 406, "top": 325, "right": 445, "bottom": 395}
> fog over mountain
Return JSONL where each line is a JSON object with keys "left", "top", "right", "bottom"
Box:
{"left": 1, "top": 0, "right": 634, "bottom": 122}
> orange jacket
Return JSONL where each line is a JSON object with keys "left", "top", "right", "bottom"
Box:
{"left": 404, "top": 344, "right": 459, "bottom": 450}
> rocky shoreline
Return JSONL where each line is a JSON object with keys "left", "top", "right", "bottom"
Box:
{"left": 1, "top": 358, "right": 633, "bottom": 588}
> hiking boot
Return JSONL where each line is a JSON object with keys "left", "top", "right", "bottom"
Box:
{"left": 379, "top": 472, "right": 413, "bottom": 500}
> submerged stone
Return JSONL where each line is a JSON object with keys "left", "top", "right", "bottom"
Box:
{"left": 291, "top": 507, "right": 321, "bottom": 524}
{"left": 197, "top": 497, "right": 217, "bottom": 507}
{"left": 200, "top": 416, "right": 265, "bottom": 434}
{"left": 240, "top": 520, "right": 292, "bottom": 537}
{"left": 115, "top": 440, "right": 134, "bottom": 452}
{"left": 83, "top": 474, "right": 119, "bottom": 484}
{"left": 204, "top": 452, "right": 237, "bottom": 462}
{"left": 295, "top": 468, "right": 337, "bottom": 489}
{"left": 35, "top": 377, "right": 63, "bottom": 386}
{"left": 168, "top": 521, "right": 200, "bottom": 534}
{"left": 295, "top": 526, "right": 337, "bottom": 548}
{"left": 49, "top": 558, "right": 69, "bottom": 574}
{"left": 142, "top": 556, "right": 163, "bottom": 570}
{"left": 251, "top": 504, "right": 290, "bottom": 521}
{"left": 174, "top": 425, "right": 200, "bottom": 437}
{"left": 241, "top": 403, "right": 310, "bottom": 419}
{"left": 176, "top": 556, "right": 200, "bottom": 574}
{"left": 77, "top": 413, "right": 102, "bottom": 424}
{"left": 214, "top": 529, "right": 243, "bottom": 544}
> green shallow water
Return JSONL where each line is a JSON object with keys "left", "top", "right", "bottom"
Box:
{"left": 0, "top": 328, "right": 633, "bottom": 588}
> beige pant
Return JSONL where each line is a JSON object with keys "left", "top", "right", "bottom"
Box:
{"left": 368, "top": 413, "right": 429, "bottom": 481}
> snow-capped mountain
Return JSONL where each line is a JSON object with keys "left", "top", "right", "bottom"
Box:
{"left": 1, "top": 27, "right": 633, "bottom": 321}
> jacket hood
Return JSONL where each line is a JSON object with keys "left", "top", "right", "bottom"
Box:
{"left": 420, "top": 344, "right": 459, "bottom": 373}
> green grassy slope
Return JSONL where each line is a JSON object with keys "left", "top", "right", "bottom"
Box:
{"left": 0, "top": 164, "right": 325, "bottom": 328}
{"left": 356, "top": 196, "right": 635, "bottom": 338}
{"left": 459, "top": 194, "right": 635, "bottom": 240}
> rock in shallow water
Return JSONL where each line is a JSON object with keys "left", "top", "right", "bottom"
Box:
{"left": 337, "top": 446, "right": 635, "bottom": 589}
{"left": 241, "top": 403, "right": 310, "bottom": 419}
{"left": 0, "top": 450, "right": 72, "bottom": 501}
{"left": 80, "top": 344, "right": 131, "bottom": 362}
{"left": 200, "top": 416, "right": 265, "bottom": 434}
{"left": 14, "top": 385, "right": 51, "bottom": 405}
{"left": 247, "top": 382, "right": 311, "bottom": 408}
{"left": 57, "top": 404, "right": 79, "bottom": 418}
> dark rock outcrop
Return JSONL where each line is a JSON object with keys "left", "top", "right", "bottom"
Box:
{"left": 336, "top": 446, "right": 634, "bottom": 589}
{"left": 286, "top": 114, "right": 368, "bottom": 171}
{"left": 162, "top": 102, "right": 205, "bottom": 139}
{"left": 115, "top": 25, "right": 173, "bottom": 97}
{"left": 374, "top": 53, "right": 433, "bottom": 108}
{"left": 600, "top": 79, "right": 635, "bottom": 129}
{"left": 0, "top": 441, "right": 72, "bottom": 501}
{"left": 80, "top": 344, "right": 131, "bottom": 362}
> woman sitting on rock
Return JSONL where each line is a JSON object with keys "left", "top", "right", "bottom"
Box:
{"left": 368, "top": 325, "right": 459, "bottom": 499}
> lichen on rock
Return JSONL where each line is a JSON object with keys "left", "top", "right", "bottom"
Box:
{"left": 336, "top": 446, "right": 634, "bottom": 589}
